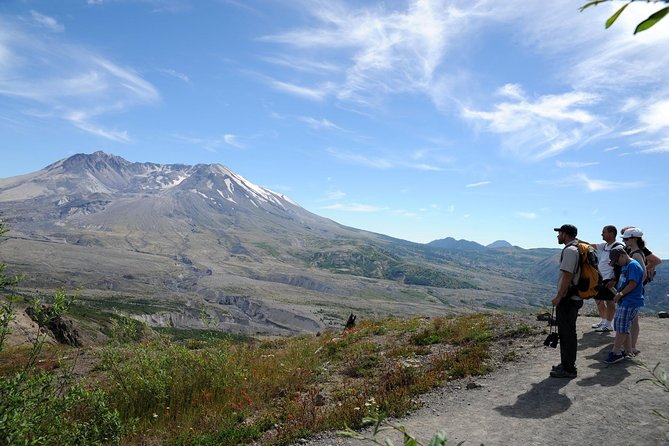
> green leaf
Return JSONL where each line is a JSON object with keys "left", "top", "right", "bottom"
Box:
{"left": 634, "top": 6, "right": 669, "bottom": 34}
{"left": 579, "top": 0, "right": 611, "bottom": 13}
{"left": 605, "top": 3, "right": 629, "bottom": 29}
{"left": 402, "top": 435, "right": 418, "bottom": 446}
{"left": 428, "top": 430, "right": 448, "bottom": 446}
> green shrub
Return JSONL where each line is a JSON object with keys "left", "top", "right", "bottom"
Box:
{"left": 0, "top": 363, "right": 124, "bottom": 445}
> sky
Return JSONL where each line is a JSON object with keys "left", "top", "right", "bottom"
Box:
{"left": 1, "top": 0, "right": 669, "bottom": 258}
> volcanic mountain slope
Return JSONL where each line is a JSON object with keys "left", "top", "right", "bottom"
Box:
{"left": 0, "top": 152, "right": 558, "bottom": 336}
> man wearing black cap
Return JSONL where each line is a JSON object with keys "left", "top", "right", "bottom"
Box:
{"left": 550, "top": 224, "right": 583, "bottom": 379}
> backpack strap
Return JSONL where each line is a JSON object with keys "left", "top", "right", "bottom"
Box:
{"left": 561, "top": 241, "right": 581, "bottom": 287}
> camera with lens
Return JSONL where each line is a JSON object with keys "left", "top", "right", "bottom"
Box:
{"left": 543, "top": 332, "right": 559, "bottom": 348}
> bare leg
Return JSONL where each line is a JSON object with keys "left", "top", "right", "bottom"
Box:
{"left": 596, "top": 300, "right": 606, "bottom": 319}
{"left": 605, "top": 301, "right": 616, "bottom": 325}
{"left": 631, "top": 316, "right": 639, "bottom": 350}
{"left": 612, "top": 332, "right": 627, "bottom": 353}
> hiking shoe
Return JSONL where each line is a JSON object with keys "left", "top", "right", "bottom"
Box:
{"left": 595, "top": 325, "right": 612, "bottom": 332}
{"left": 605, "top": 352, "right": 625, "bottom": 364}
{"left": 632, "top": 349, "right": 640, "bottom": 356}
{"left": 591, "top": 321, "right": 603, "bottom": 329}
{"left": 551, "top": 363, "right": 563, "bottom": 371}
{"left": 623, "top": 351, "right": 635, "bottom": 359}
{"left": 550, "top": 368, "right": 577, "bottom": 379}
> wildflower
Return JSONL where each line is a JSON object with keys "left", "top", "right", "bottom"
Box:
{"left": 152, "top": 413, "right": 158, "bottom": 419}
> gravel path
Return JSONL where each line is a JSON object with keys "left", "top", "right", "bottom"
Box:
{"left": 300, "top": 315, "right": 669, "bottom": 446}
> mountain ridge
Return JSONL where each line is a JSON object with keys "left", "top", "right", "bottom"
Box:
{"left": 1, "top": 152, "right": 665, "bottom": 335}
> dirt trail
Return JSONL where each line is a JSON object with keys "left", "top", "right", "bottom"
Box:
{"left": 302, "top": 315, "right": 669, "bottom": 446}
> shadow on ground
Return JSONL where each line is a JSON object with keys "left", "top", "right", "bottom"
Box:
{"left": 577, "top": 344, "right": 633, "bottom": 388}
{"left": 494, "top": 377, "right": 571, "bottom": 419}
{"left": 578, "top": 330, "right": 614, "bottom": 350}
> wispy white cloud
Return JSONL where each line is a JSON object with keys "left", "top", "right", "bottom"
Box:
{"left": 322, "top": 202, "right": 385, "bottom": 212}
{"left": 299, "top": 116, "right": 342, "bottom": 130}
{"left": 541, "top": 174, "right": 644, "bottom": 192}
{"left": 260, "top": 55, "right": 340, "bottom": 73}
{"left": 556, "top": 160, "right": 599, "bottom": 168}
{"left": 327, "top": 148, "right": 393, "bottom": 169}
{"left": 159, "top": 68, "right": 190, "bottom": 83}
{"left": 465, "top": 181, "right": 491, "bottom": 188}
{"left": 499, "top": 1, "right": 669, "bottom": 158}
{"left": 0, "top": 17, "right": 159, "bottom": 141}
{"left": 578, "top": 174, "right": 643, "bottom": 192}
{"left": 327, "top": 147, "right": 448, "bottom": 171}
{"left": 260, "top": 0, "right": 471, "bottom": 106}
{"left": 173, "top": 133, "right": 246, "bottom": 152}
{"left": 638, "top": 100, "right": 669, "bottom": 132}
{"left": 636, "top": 136, "right": 669, "bottom": 154}
{"left": 224, "top": 134, "right": 244, "bottom": 148}
{"left": 30, "top": 11, "right": 64, "bottom": 32}
{"left": 405, "top": 163, "right": 444, "bottom": 172}
{"left": 497, "top": 83, "right": 524, "bottom": 100}
{"left": 324, "top": 190, "right": 346, "bottom": 200}
{"left": 68, "top": 116, "right": 130, "bottom": 142}
{"left": 269, "top": 79, "right": 330, "bottom": 101}
{"left": 462, "top": 90, "right": 600, "bottom": 162}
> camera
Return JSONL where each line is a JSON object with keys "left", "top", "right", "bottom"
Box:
{"left": 543, "top": 332, "right": 559, "bottom": 348}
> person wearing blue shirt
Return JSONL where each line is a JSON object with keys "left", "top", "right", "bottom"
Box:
{"left": 605, "top": 245, "right": 644, "bottom": 364}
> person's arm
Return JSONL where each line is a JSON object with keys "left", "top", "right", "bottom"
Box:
{"left": 647, "top": 253, "right": 662, "bottom": 269}
{"left": 632, "top": 253, "right": 647, "bottom": 282}
{"left": 614, "top": 280, "right": 637, "bottom": 304}
{"left": 579, "top": 239, "right": 595, "bottom": 248}
{"left": 552, "top": 270, "right": 573, "bottom": 306}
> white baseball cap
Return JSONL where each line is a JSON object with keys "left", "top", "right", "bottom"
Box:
{"left": 622, "top": 227, "right": 643, "bottom": 239}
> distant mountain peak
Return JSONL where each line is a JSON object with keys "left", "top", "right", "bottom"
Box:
{"left": 486, "top": 240, "right": 513, "bottom": 249}
{"left": 426, "top": 237, "right": 486, "bottom": 251}
{"left": 50, "top": 151, "right": 130, "bottom": 172}
{"left": 427, "top": 237, "right": 515, "bottom": 250}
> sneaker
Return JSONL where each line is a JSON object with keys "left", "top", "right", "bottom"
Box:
{"left": 595, "top": 325, "right": 612, "bottom": 332}
{"left": 623, "top": 351, "right": 635, "bottom": 359}
{"left": 632, "top": 349, "right": 641, "bottom": 356}
{"left": 550, "top": 368, "right": 577, "bottom": 379}
{"left": 591, "top": 321, "right": 604, "bottom": 329}
{"left": 551, "top": 363, "right": 563, "bottom": 371}
{"left": 605, "top": 352, "right": 625, "bottom": 364}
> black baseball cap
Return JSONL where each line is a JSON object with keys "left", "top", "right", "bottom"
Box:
{"left": 609, "top": 245, "right": 626, "bottom": 263}
{"left": 554, "top": 224, "right": 577, "bottom": 237}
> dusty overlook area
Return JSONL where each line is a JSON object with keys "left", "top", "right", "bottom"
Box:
{"left": 301, "top": 315, "right": 669, "bottom": 446}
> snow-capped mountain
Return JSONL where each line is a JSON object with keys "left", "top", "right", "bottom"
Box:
{"left": 0, "top": 152, "right": 571, "bottom": 335}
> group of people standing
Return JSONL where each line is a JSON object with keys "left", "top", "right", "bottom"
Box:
{"left": 550, "top": 223, "right": 662, "bottom": 379}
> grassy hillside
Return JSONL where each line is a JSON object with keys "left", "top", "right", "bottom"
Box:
{"left": 0, "top": 298, "right": 542, "bottom": 445}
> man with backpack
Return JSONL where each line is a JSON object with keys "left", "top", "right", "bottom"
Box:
{"left": 550, "top": 224, "right": 584, "bottom": 379}
{"left": 588, "top": 225, "right": 623, "bottom": 332}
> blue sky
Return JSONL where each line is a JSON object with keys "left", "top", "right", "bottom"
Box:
{"left": 1, "top": 1, "right": 669, "bottom": 257}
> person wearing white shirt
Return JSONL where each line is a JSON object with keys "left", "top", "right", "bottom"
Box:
{"left": 587, "top": 225, "right": 622, "bottom": 332}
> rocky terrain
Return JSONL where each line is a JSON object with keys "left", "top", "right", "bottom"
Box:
{"left": 1, "top": 152, "right": 667, "bottom": 336}
{"left": 302, "top": 314, "right": 669, "bottom": 446}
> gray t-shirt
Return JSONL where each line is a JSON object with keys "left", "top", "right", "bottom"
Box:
{"left": 559, "top": 241, "right": 581, "bottom": 300}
